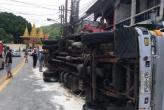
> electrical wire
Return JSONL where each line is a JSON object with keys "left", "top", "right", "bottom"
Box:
{"left": 0, "top": 7, "right": 59, "bottom": 17}
{"left": 0, "top": 2, "right": 59, "bottom": 10}
{"left": 6, "top": 0, "right": 59, "bottom": 10}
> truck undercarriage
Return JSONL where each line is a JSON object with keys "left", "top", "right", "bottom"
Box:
{"left": 42, "top": 27, "right": 151, "bottom": 110}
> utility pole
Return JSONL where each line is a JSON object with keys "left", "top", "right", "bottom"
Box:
{"left": 65, "top": 0, "right": 68, "bottom": 26}
{"left": 59, "top": 5, "right": 65, "bottom": 37}
{"left": 70, "top": 0, "right": 80, "bottom": 34}
{"left": 64, "top": 0, "right": 68, "bottom": 36}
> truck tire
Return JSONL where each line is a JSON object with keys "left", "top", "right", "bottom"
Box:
{"left": 43, "top": 70, "right": 59, "bottom": 82}
{"left": 67, "top": 75, "right": 73, "bottom": 89}
{"left": 83, "top": 104, "right": 102, "bottom": 110}
{"left": 43, "top": 76, "right": 58, "bottom": 82}
{"left": 42, "top": 45, "right": 58, "bottom": 50}
{"left": 59, "top": 72, "right": 65, "bottom": 82}
{"left": 42, "top": 40, "right": 58, "bottom": 45}
{"left": 63, "top": 73, "right": 70, "bottom": 87}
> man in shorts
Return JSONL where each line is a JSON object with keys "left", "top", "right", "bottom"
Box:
{"left": 5, "top": 49, "right": 13, "bottom": 78}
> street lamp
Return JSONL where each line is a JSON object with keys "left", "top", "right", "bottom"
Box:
{"left": 47, "top": 18, "right": 60, "bottom": 23}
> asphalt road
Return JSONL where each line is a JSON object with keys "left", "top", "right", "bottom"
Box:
{"left": 0, "top": 56, "right": 23, "bottom": 79}
{"left": 0, "top": 56, "right": 84, "bottom": 110}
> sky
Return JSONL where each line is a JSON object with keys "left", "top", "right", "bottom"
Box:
{"left": 0, "top": 0, "right": 97, "bottom": 27}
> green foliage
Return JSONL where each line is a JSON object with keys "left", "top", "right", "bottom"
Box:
{"left": 0, "top": 12, "right": 32, "bottom": 43}
{"left": 0, "top": 28, "right": 13, "bottom": 43}
{"left": 40, "top": 23, "right": 61, "bottom": 39}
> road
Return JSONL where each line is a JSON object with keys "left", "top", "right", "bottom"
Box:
{"left": 0, "top": 56, "right": 84, "bottom": 110}
{"left": 0, "top": 57, "right": 22, "bottom": 79}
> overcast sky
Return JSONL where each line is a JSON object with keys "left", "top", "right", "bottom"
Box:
{"left": 0, "top": 0, "right": 96, "bottom": 27}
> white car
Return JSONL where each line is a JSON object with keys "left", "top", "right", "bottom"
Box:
{"left": 12, "top": 50, "right": 21, "bottom": 57}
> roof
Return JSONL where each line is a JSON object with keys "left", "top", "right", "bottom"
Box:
{"left": 85, "top": 0, "right": 117, "bottom": 20}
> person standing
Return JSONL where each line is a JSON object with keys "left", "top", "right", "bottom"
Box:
{"left": 36, "top": 46, "right": 39, "bottom": 59}
{"left": 4, "top": 46, "right": 8, "bottom": 56}
{"left": 24, "top": 50, "right": 28, "bottom": 63}
{"left": 5, "top": 49, "right": 13, "bottom": 78}
{"left": 32, "top": 48, "right": 37, "bottom": 68}
{"left": 38, "top": 50, "right": 45, "bottom": 72}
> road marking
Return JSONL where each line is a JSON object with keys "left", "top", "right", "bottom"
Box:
{"left": 0, "top": 58, "right": 23, "bottom": 85}
{"left": 0, "top": 58, "right": 25, "bottom": 91}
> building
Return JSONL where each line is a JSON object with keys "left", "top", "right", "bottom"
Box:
{"left": 84, "top": 0, "right": 163, "bottom": 29}
{"left": 21, "top": 23, "right": 48, "bottom": 47}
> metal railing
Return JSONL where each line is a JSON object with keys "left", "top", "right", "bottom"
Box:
{"left": 116, "top": 19, "right": 131, "bottom": 28}
{"left": 134, "top": 5, "right": 160, "bottom": 23}
{"left": 115, "top": 4, "right": 160, "bottom": 27}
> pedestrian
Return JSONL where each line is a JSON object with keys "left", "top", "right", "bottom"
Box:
{"left": 38, "top": 50, "right": 45, "bottom": 72}
{"left": 19, "top": 47, "right": 21, "bottom": 52}
{"left": 24, "top": 50, "right": 28, "bottom": 63}
{"left": 36, "top": 46, "right": 39, "bottom": 59}
{"left": 5, "top": 49, "right": 13, "bottom": 78}
{"left": 32, "top": 48, "right": 38, "bottom": 68}
{"left": 4, "top": 46, "right": 8, "bottom": 56}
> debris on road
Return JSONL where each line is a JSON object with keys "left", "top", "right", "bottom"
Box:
{"left": 31, "top": 67, "right": 84, "bottom": 110}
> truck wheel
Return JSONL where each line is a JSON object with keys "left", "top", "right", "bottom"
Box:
{"left": 43, "top": 70, "right": 59, "bottom": 82}
{"left": 43, "top": 77, "right": 58, "bottom": 82}
{"left": 83, "top": 104, "right": 101, "bottom": 110}
{"left": 43, "top": 77, "right": 50, "bottom": 82}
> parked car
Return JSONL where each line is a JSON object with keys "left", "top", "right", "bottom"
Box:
{"left": 12, "top": 49, "right": 21, "bottom": 57}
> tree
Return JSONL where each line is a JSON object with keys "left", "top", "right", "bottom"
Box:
{"left": 0, "top": 12, "right": 32, "bottom": 43}
{"left": 0, "top": 28, "right": 13, "bottom": 43}
{"left": 40, "top": 23, "right": 61, "bottom": 39}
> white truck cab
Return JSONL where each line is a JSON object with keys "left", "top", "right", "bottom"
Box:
{"left": 135, "top": 27, "right": 152, "bottom": 110}
{"left": 136, "top": 27, "right": 164, "bottom": 110}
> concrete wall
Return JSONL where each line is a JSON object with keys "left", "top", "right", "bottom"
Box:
{"left": 115, "top": 3, "right": 131, "bottom": 23}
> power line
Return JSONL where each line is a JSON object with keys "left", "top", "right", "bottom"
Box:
{"left": 6, "top": 0, "right": 59, "bottom": 11}
{"left": 0, "top": 7, "right": 59, "bottom": 16}
{"left": 46, "top": 18, "right": 61, "bottom": 23}
{"left": 0, "top": 2, "right": 59, "bottom": 10}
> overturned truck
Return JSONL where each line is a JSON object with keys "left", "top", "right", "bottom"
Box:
{"left": 42, "top": 27, "right": 163, "bottom": 110}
